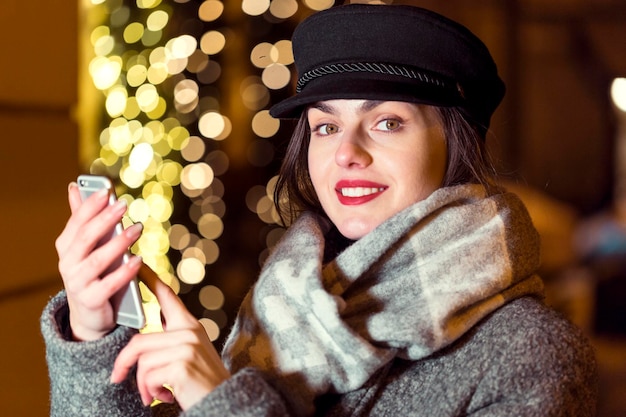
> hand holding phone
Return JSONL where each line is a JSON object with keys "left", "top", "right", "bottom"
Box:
{"left": 76, "top": 175, "right": 146, "bottom": 329}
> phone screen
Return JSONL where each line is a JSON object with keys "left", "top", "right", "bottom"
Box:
{"left": 77, "top": 175, "right": 146, "bottom": 329}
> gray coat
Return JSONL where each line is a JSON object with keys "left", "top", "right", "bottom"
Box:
{"left": 41, "top": 292, "right": 597, "bottom": 416}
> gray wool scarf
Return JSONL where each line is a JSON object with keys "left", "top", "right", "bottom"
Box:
{"left": 222, "top": 184, "right": 544, "bottom": 416}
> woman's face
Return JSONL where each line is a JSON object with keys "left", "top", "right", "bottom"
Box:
{"left": 307, "top": 99, "right": 447, "bottom": 240}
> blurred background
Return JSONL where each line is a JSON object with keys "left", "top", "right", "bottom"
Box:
{"left": 0, "top": 0, "right": 624, "bottom": 415}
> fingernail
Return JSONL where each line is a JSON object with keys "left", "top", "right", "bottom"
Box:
{"left": 113, "top": 199, "right": 127, "bottom": 214}
{"left": 68, "top": 182, "right": 77, "bottom": 192}
{"left": 125, "top": 222, "right": 143, "bottom": 239}
{"left": 127, "top": 255, "right": 143, "bottom": 268}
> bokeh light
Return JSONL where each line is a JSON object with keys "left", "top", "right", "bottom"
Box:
{"left": 612, "top": 78, "right": 626, "bottom": 112}
{"left": 84, "top": 0, "right": 335, "bottom": 340}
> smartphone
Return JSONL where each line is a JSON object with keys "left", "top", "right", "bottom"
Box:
{"left": 77, "top": 175, "right": 146, "bottom": 329}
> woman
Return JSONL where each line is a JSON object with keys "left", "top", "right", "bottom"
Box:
{"left": 41, "top": 4, "right": 598, "bottom": 416}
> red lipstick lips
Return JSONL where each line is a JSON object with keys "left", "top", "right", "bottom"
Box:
{"left": 335, "top": 180, "right": 387, "bottom": 205}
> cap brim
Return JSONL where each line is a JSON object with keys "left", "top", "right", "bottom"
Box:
{"left": 269, "top": 73, "right": 463, "bottom": 119}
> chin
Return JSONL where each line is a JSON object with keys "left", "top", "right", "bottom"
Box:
{"left": 336, "top": 220, "right": 376, "bottom": 240}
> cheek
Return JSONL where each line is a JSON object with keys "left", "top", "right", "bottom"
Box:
{"left": 400, "top": 137, "right": 447, "bottom": 196}
{"left": 307, "top": 151, "right": 326, "bottom": 196}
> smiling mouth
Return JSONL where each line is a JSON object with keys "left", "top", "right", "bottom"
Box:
{"left": 339, "top": 187, "right": 386, "bottom": 197}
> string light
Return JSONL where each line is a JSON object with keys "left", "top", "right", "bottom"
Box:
{"left": 83, "top": 0, "right": 336, "bottom": 340}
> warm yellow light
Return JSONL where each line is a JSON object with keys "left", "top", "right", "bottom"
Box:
{"left": 94, "top": 35, "right": 115, "bottom": 56}
{"left": 166, "top": 57, "right": 188, "bottom": 75}
{"left": 90, "top": 56, "right": 122, "bottom": 90}
{"left": 266, "top": 175, "right": 279, "bottom": 201}
{"left": 136, "top": 84, "right": 159, "bottom": 111}
{"left": 199, "top": 318, "right": 220, "bottom": 341}
{"left": 181, "top": 162, "right": 214, "bottom": 190}
{"left": 137, "top": 226, "right": 170, "bottom": 256}
{"left": 177, "top": 257, "right": 205, "bottom": 284}
{"left": 108, "top": 122, "right": 133, "bottom": 155}
{"left": 252, "top": 110, "right": 280, "bottom": 138}
{"left": 181, "top": 136, "right": 206, "bottom": 162}
{"left": 262, "top": 63, "right": 291, "bottom": 89}
{"left": 199, "top": 285, "right": 225, "bottom": 310}
{"left": 146, "top": 193, "right": 173, "bottom": 222}
{"left": 105, "top": 87, "right": 128, "bottom": 117}
{"left": 129, "top": 198, "right": 151, "bottom": 223}
{"left": 84, "top": 0, "right": 305, "bottom": 332}
{"left": 157, "top": 160, "right": 183, "bottom": 185}
{"left": 170, "top": 35, "right": 198, "bottom": 59}
{"left": 198, "top": 213, "right": 223, "bottom": 240}
{"left": 168, "top": 126, "right": 191, "bottom": 150}
{"left": 270, "top": 0, "right": 298, "bottom": 19}
{"left": 127, "top": 64, "right": 148, "bottom": 86}
{"left": 242, "top": 0, "right": 270, "bottom": 16}
{"left": 90, "top": 26, "right": 110, "bottom": 47}
{"left": 303, "top": 0, "right": 335, "bottom": 10}
{"left": 187, "top": 50, "right": 209, "bottom": 73}
{"left": 147, "top": 10, "right": 169, "bottom": 31}
{"left": 124, "top": 22, "right": 145, "bottom": 44}
{"left": 146, "top": 97, "right": 167, "bottom": 119}
{"left": 198, "top": 239, "right": 220, "bottom": 264}
{"left": 129, "top": 142, "right": 154, "bottom": 172}
{"left": 137, "top": 0, "right": 162, "bottom": 9}
{"left": 256, "top": 196, "right": 277, "bottom": 223}
{"left": 200, "top": 31, "right": 226, "bottom": 55}
{"left": 611, "top": 78, "right": 626, "bottom": 112}
{"left": 199, "top": 0, "right": 224, "bottom": 22}
{"left": 169, "top": 224, "right": 191, "bottom": 250}
{"left": 98, "top": 146, "right": 119, "bottom": 167}
{"left": 174, "top": 79, "right": 199, "bottom": 106}
{"left": 198, "top": 111, "right": 226, "bottom": 139}
{"left": 123, "top": 97, "right": 142, "bottom": 119}
{"left": 273, "top": 40, "right": 294, "bottom": 65}
{"left": 143, "top": 181, "right": 174, "bottom": 199}
{"left": 250, "top": 42, "right": 274, "bottom": 69}
{"left": 120, "top": 165, "right": 147, "bottom": 188}
{"left": 147, "top": 62, "right": 169, "bottom": 85}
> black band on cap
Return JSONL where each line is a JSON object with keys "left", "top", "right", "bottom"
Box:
{"left": 296, "top": 62, "right": 459, "bottom": 94}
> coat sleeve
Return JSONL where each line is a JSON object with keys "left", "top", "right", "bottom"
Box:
{"left": 42, "top": 291, "right": 292, "bottom": 417}
{"left": 40, "top": 291, "right": 151, "bottom": 417}
{"left": 173, "top": 368, "right": 290, "bottom": 417}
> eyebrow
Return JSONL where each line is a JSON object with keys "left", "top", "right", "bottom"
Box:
{"left": 309, "top": 100, "right": 385, "bottom": 115}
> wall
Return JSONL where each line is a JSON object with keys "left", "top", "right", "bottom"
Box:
{"left": 0, "top": 1, "right": 77, "bottom": 415}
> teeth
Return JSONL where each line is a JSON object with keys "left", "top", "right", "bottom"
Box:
{"left": 340, "top": 187, "right": 384, "bottom": 197}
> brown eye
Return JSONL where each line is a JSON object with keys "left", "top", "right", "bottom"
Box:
{"left": 376, "top": 119, "right": 400, "bottom": 131}
{"left": 319, "top": 123, "right": 338, "bottom": 135}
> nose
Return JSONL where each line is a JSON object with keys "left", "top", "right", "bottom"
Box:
{"left": 334, "top": 130, "right": 372, "bottom": 168}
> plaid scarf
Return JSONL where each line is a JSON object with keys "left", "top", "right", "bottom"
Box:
{"left": 223, "top": 184, "right": 544, "bottom": 416}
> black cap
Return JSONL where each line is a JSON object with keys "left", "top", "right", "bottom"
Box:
{"left": 269, "top": 4, "right": 505, "bottom": 135}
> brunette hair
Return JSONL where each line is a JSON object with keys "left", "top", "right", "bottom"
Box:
{"left": 273, "top": 106, "right": 498, "bottom": 226}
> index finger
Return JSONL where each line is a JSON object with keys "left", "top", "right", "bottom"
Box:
{"left": 138, "top": 264, "right": 196, "bottom": 330}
